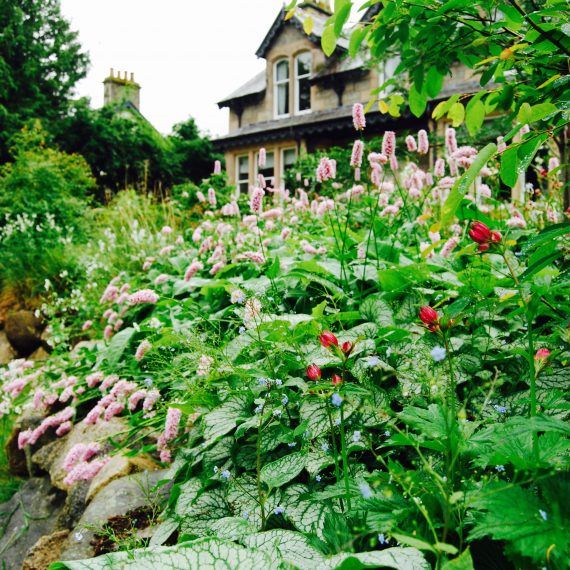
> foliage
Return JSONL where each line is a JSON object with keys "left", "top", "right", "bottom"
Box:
{"left": 0, "top": 0, "right": 89, "bottom": 162}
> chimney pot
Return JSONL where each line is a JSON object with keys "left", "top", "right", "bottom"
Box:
{"left": 110, "top": 67, "right": 114, "bottom": 78}
{"left": 130, "top": 72, "right": 134, "bottom": 81}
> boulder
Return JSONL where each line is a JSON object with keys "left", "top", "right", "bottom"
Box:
{"left": 5, "top": 310, "right": 43, "bottom": 356}
{"left": 29, "top": 346, "right": 50, "bottom": 361}
{"left": 59, "top": 470, "right": 171, "bottom": 561}
{"left": 0, "top": 330, "right": 16, "bottom": 364}
{"left": 5, "top": 407, "right": 46, "bottom": 476}
{"left": 23, "top": 530, "right": 70, "bottom": 570}
{"left": 0, "top": 477, "right": 66, "bottom": 570}
{"left": 32, "top": 417, "right": 128, "bottom": 491}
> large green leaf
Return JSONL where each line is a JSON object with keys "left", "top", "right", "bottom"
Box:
{"left": 322, "top": 25, "right": 337, "bottom": 56}
{"left": 325, "top": 547, "right": 430, "bottom": 569}
{"left": 260, "top": 452, "right": 306, "bottom": 488}
{"left": 203, "top": 394, "right": 251, "bottom": 442}
{"left": 360, "top": 294, "right": 394, "bottom": 327}
{"left": 98, "top": 326, "right": 135, "bottom": 368}
{"left": 441, "top": 143, "right": 497, "bottom": 226}
{"left": 49, "top": 537, "right": 273, "bottom": 569}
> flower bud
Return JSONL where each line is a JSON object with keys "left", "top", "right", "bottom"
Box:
{"left": 341, "top": 341, "right": 353, "bottom": 356}
{"left": 419, "top": 306, "right": 438, "bottom": 326}
{"left": 490, "top": 231, "right": 502, "bottom": 243}
{"left": 306, "top": 364, "right": 322, "bottom": 381}
{"left": 320, "top": 331, "right": 339, "bottom": 349}
{"left": 534, "top": 348, "right": 551, "bottom": 362}
{"left": 332, "top": 374, "right": 343, "bottom": 386}
{"left": 468, "top": 221, "right": 492, "bottom": 244}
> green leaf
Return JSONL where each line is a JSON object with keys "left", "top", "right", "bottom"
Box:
{"left": 261, "top": 452, "right": 306, "bottom": 488}
{"left": 282, "top": 484, "right": 333, "bottom": 539}
{"left": 426, "top": 66, "right": 444, "bottom": 98}
{"left": 465, "top": 100, "right": 485, "bottom": 135}
{"left": 325, "top": 547, "right": 430, "bottom": 569}
{"left": 441, "top": 548, "right": 474, "bottom": 570}
{"left": 266, "top": 255, "right": 280, "bottom": 279}
{"left": 448, "top": 102, "right": 465, "bottom": 127}
{"left": 360, "top": 294, "right": 394, "bottom": 327}
{"left": 334, "top": 3, "right": 352, "bottom": 36}
{"left": 300, "top": 395, "right": 331, "bottom": 437}
{"left": 389, "top": 533, "right": 436, "bottom": 553}
{"left": 409, "top": 84, "right": 427, "bottom": 117}
{"left": 349, "top": 26, "right": 368, "bottom": 58}
{"left": 322, "top": 25, "right": 337, "bottom": 56}
{"left": 49, "top": 537, "right": 274, "bottom": 569}
{"left": 500, "top": 146, "right": 519, "bottom": 187}
{"left": 303, "top": 15, "right": 313, "bottom": 35}
{"left": 528, "top": 102, "right": 558, "bottom": 122}
{"left": 203, "top": 394, "right": 251, "bottom": 442}
{"left": 441, "top": 143, "right": 497, "bottom": 226}
{"left": 501, "top": 134, "right": 548, "bottom": 187}
{"left": 99, "top": 326, "right": 135, "bottom": 368}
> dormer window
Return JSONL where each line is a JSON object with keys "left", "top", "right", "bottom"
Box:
{"left": 274, "top": 59, "right": 290, "bottom": 118}
{"left": 295, "top": 52, "right": 311, "bottom": 113}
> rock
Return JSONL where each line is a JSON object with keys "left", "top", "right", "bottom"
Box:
{"left": 0, "top": 330, "right": 16, "bottom": 364}
{"left": 56, "top": 481, "right": 90, "bottom": 531}
{"left": 5, "top": 310, "right": 43, "bottom": 356}
{"left": 29, "top": 346, "right": 50, "bottom": 361}
{"left": 5, "top": 407, "right": 46, "bottom": 476}
{"left": 32, "top": 417, "right": 128, "bottom": 491}
{"left": 23, "top": 529, "right": 70, "bottom": 570}
{"left": 0, "top": 477, "right": 66, "bottom": 570}
{"left": 59, "top": 470, "right": 171, "bottom": 561}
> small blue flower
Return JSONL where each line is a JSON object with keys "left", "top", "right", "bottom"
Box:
{"left": 378, "top": 533, "right": 388, "bottom": 545}
{"left": 221, "top": 470, "right": 231, "bottom": 480}
{"left": 352, "top": 431, "right": 361, "bottom": 443}
{"left": 274, "top": 506, "right": 285, "bottom": 515}
{"left": 267, "top": 296, "right": 274, "bottom": 302}
{"left": 239, "top": 326, "right": 246, "bottom": 335}
{"left": 275, "top": 379, "right": 283, "bottom": 386}
{"left": 242, "top": 511, "right": 249, "bottom": 520}
{"left": 495, "top": 464, "right": 505, "bottom": 472}
{"left": 335, "top": 418, "right": 341, "bottom": 426}
{"left": 288, "top": 442, "right": 297, "bottom": 448}
{"left": 367, "top": 356, "right": 381, "bottom": 367}
{"left": 315, "top": 475, "right": 322, "bottom": 482}
{"left": 359, "top": 483, "right": 373, "bottom": 499}
{"left": 143, "top": 378, "right": 153, "bottom": 388}
{"left": 539, "top": 509, "right": 548, "bottom": 521}
{"left": 493, "top": 404, "right": 507, "bottom": 414}
{"left": 321, "top": 442, "right": 329, "bottom": 453}
{"left": 281, "top": 395, "right": 289, "bottom": 406}
{"left": 384, "top": 430, "right": 391, "bottom": 438}
{"left": 213, "top": 466, "right": 219, "bottom": 473}
{"left": 430, "top": 346, "right": 446, "bottom": 362}
{"left": 273, "top": 409, "right": 282, "bottom": 417}
{"left": 258, "top": 377, "right": 268, "bottom": 386}
{"left": 254, "top": 405, "right": 263, "bottom": 414}
{"left": 331, "top": 393, "right": 342, "bottom": 407}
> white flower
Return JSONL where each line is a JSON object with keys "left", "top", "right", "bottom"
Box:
{"left": 430, "top": 346, "right": 446, "bottom": 362}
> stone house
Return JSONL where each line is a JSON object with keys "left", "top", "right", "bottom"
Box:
{"left": 213, "top": 1, "right": 480, "bottom": 191}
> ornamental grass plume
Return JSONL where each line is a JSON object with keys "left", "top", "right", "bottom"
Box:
{"left": 352, "top": 103, "right": 366, "bottom": 130}
{"left": 128, "top": 289, "right": 159, "bottom": 305}
{"left": 350, "top": 140, "right": 364, "bottom": 168}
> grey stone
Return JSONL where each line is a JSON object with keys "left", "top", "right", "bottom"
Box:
{"left": 5, "top": 310, "right": 43, "bottom": 356}
{"left": 0, "top": 330, "right": 16, "bottom": 364}
{"left": 23, "top": 529, "right": 70, "bottom": 570}
{"left": 0, "top": 477, "right": 66, "bottom": 570}
{"left": 29, "top": 346, "right": 50, "bottom": 361}
{"left": 59, "top": 470, "right": 170, "bottom": 561}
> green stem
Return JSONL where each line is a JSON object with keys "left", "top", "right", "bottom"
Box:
{"left": 324, "top": 400, "right": 344, "bottom": 510}
{"left": 526, "top": 310, "right": 539, "bottom": 462}
{"left": 338, "top": 402, "right": 352, "bottom": 512}
{"left": 256, "top": 413, "right": 267, "bottom": 528}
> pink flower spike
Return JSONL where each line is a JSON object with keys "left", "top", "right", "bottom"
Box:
{"left": 382, "top": 131, "right": 396, "bottom": 157}
{"left": 350, "top": 140, "right": 364, "bottom": 168}
{"left": 405, "top": 135, "right": 417, "bottom": 152}
{"left": 135, "top": 340, "right": 152, "bottom": 362}
{"left": 352, "top": 103, "right": 366, "bottom": 131}
{"left": 213, "top": 160, "right": 222, "bottom": 175}
{"left": 417, "top": 130, "right": 429, "bottom": 154}
{"left": 128, "top": 289, "right": 159, "bottom": 305}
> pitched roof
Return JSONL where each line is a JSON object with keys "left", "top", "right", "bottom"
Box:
{"left": 217, "top": 71, "right": 266, "bottom": 107}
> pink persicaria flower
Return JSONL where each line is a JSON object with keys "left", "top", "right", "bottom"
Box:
{"left": 160, "top": 225, "right": 173, "bottom": 235}
{"left": 548, "top": 157, "right": 560, "bottom": 173}
{"left": 82, "top": 320, "right": 93, "bottom": 331}
{"left": 128, "top": 289, "right": 159, "bottom": 305}
{"left": 128, "top": 390, "right": 147, "bottom": 411}
{"left": 100, "top": 374, "right": 120, "bottom": 392}
{"left": 258, "top": 147, "right": 266, "bottom": 168}
{"left": 197, "top": 355, "right": 214, "bottom": 377}
{"left": 520, "top": 124, "right": 530, "bottom": 135}
{"left": 352, "top": 103, "right": 366, "bottom": 131}
{"left": 497, "top": 136, "right": 507, "bottom": 154}
{"left": 405, "top": 135, "right": 417, "bottom": 152}
{"left": 56, "top": 421, "right": 72, "bottom": 437}
{"left": 104, "top": 401, "right": 125, "bottom": 421}
{"left": 142, "top": 257, "right": 155, "bottom": 271}
{"left": 184, "top": 260, "right": 204, "bottom": 281}
{"left": 258, "top": 174, "right": 266, "bottom": 189}
{"left": 346, "top": 185, "right": 365, "bottom": 200}
{"left": 434, "top": 158, "right": 445, "bottom": 178}
{"left": 445, "top": 127, "right": 458, "bottom": 154}
{"left": 63, "top": 458, "right": 109, "bottom": 486}
{"left": 417, "top": 129, "right": 429, "bottom": 154}
{"left": 114, "top": 319, "right": 124, "bottom": 332}
{"left": 86, "top": 371, "right": 104, "bottom": 388}
{"left": 143, "top": 389, "right": 161, "bottom": 412}
{"left": 281, "top": 227, "right": 291, "bottom": 240}
{"left": 135, "top": 340, "right": 152, "bottom": 362}
{"left": 301, "top": 240, "right": 326, "bottom": 255}
{"left": 350, "top": 140, "right": 364, "bottom": 168}
{"left": 164, "top": 407, "right": 182, "bottom": 442}
{"left": 261, "top": 207, "right": 283, "bottom": 220}
{"left": 104, "top": 325, "right": 113, "bottom": 340}
{"left": 382, "top": 131, "right": 396, "bottom": 157}
{"left": 99, "top": 284, "right": 119, "bottom": 304}
{"left": 196, "top": 191, "right": 206, "bottom": 203}
{"left": 250, "top": 187, "right": 265, "bottom": 214}
{"left": 213, "top": 160, "right": 222, "bottom": 175}
{"left": 207, "top": 188, "right": 217, "bottom": 207}
{"left": 238, "top": 251, "right": 266, "bottom": 264}
{"left": 316, "top": 157, "right": 336, "bottom": 183}
{"left": 440, "top": 236, "right": 460, "bottom": 258}
{"left": 210, "top": 261, "right": 225, "bottom": 275}
{"left": 159, "top": 245, "right": 174, "bottom": 257}
{"left": 389, "top": 153, "right": 398, "bottom": 171}
{"left": 84, "top": 405, "right": 103, "bottom": 425}
{"left": 18, "top": 429, "right": 32, "bottom": 449}
{"left": 154, "top": 274, "right": 169, "bottom": 286}
{"left": 535, "top": 348, "right": 551, "bottom": 362}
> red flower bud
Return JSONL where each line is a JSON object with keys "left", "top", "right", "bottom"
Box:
{"left": 534, "top": 348, "right": 551, "bottom": 362}
{"left": 341, "top": 341, "right": 353, "bottom": 355}
{"left": 320, "top": 331, "right": 339, "bottom": 349}
{"left": 478, "top": 242, "right": 490, "bottom": 252}
{"left": 419, "top": 306, "right": 438, "bottom": 326}
{"left": 306, "top": 364, "right": 322, "bottom": 381}
{"left": 490, "top": 231, "right": 502, "bottom": 243}
{"left": 332, "top": 374, "right": 343, "bottom": 386}
{"left": 468, "top": 221, "right": 492, "bottom": 244}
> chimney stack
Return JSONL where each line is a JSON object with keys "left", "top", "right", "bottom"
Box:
{"left": 103, "top": 68, "right": 141, "bottom": 110}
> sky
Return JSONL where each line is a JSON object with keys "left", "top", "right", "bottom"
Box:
{"left": 59, "top": 0, "right": 289, "bottom": 137}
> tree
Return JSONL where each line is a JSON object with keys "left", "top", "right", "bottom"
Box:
{"left": 0, "top": 0, "right": 88, "bottom": 162}
{"left": 289, "top": 0, "right": 569, "bottom": 201}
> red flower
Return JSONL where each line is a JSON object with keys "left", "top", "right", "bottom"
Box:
{"left": 419, "top": 306, "right": 439, "bottom": 332}
{"left": 534, "top": 348, "right": 551, "bottom": 362}
{"left": 468, "top": 221, "right": 492, "bottom": 244}
{"left": 307, "top": 364, "right": 322, "bottom": 381}
{"left": 341, "top": 341, "right": 353, "bottom": 356}
{"left": 332, "top": 374, "right": 343, "bottom": 386}
{"left": 320, "top": 331, "right": 339, "bottom": 349}
{"left": 490, "top": 231, "right": 502, "bottom": 243}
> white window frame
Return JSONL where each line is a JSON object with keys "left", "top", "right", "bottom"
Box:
{"left": 273, "top": 59, "right": 290, "bottom": 119}
{"left": 281, "top": 147, "right": 297, "bottom": 179}
{"left": 294, "top": 52, "right": 312, "bottom": 114}
{"left": 236, "top": 155, "right": 249, "bottom": 194}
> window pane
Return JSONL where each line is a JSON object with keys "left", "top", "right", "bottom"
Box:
{"left": 276, "top": 60, "right": 289, "bottom": 81}
{"left": 258, "top": 152, "right": 275, "bottom": 188}
{"left": 298, "top": 77, "right": 310, "bottom": 111}
{"left": 283, "top": 149, "right": 296, "bottom": 168}
{"left": 238, "top": 156, "right": 249, "bottom": 175}
{"left": 296, "top": 53, "right": 311, "bottom": 77}
{"left": 277, "top": 84, "right": 289, "bottom": 115}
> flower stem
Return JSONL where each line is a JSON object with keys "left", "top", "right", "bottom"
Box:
{"left": 339, "top": 403, "right": 352, "bottom": 512}
{"left": 324, "top": 400, "right": 344, "bottom": 511}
